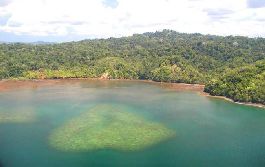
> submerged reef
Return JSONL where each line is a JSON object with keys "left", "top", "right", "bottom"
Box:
{"left": 49, "top": 104, "right": 175, "bottom": 151}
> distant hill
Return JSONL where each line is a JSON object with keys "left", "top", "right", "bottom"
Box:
{"left": 0, "top": 41, "right": 55, "bottom": 45}
{"left": 29, "top": 41, "right": 55, "bottom": 45}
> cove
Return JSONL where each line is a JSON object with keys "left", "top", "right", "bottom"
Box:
{"left": 0, "top": 80, "right": 265, "bottom": 167}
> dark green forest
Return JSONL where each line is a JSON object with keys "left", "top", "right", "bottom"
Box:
{"left": 0, "top": 30, "right": 264, "bottom": 104}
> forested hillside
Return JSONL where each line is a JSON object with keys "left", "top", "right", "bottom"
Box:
{"left": 205, "top": 60, "right": 265, "bottom": 104}
{"left": 0, "top": 30, "right": 264, "bottom": 104}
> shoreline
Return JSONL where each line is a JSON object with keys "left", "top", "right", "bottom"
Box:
{"left": 0, "top": 78, "right": 264, "bottom": 108}
{"left": 199, "top": 92, "right": 265, "bottom": 108}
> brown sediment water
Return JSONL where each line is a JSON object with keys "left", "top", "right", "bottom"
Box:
{"left": 0, "top": 79, "right": 263, "bottom": 108}
{"left": 0, "top": 80, "right": 60, "bottom": 92}
{"left": 0, "top": 79, "right": 204, "bottom": 92}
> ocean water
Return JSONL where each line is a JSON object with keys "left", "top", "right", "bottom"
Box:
{"left": 0, "top": 80, "right": 264, "bottom": 167}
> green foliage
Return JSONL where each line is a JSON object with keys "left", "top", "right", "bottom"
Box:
{"left": 23, "top": 68, "right": 96, "bottom": 79}
{"left": 205, "top": 60, "right": 265, "bottom": 104}
{"left": 151, "top": 63, "right": 204, "bottom": 83}
{"left": 0, "top": 30, "right": 264, "bottom": 103}
{"left": 49, "top": 104, "right": 175, "bottom": 151}
{"left": 94, "top": 57, "right": 138, "bottom": 79}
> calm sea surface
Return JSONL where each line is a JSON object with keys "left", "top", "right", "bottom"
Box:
{"left": 0, "top": 80, "right": 264, "bottom": 167}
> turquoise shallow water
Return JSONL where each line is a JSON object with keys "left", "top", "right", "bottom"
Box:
{"left": 0, "top": 80, "right": 265, "bottom": 167}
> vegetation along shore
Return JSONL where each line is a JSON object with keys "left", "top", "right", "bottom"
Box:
{"left": 0, "top": 30, "right": 264, "bottom": 106}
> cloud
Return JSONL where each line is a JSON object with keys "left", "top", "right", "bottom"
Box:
{"left": 247, "top": 0, "right": 265, "bottom": 8}
{"left": 0, "top": 0, "right": 264, "bottom": 41}
{"left": 0, "top": 14, "right": 11, "bottom": 26}
{"left": 204, "top": 8, "right": 234, "bottom": 21}
{"left": 103, "top": 0, "right": 118, "bottom": 8}
{"left": 0, "top": 0, "right": 13, "bottom": 7}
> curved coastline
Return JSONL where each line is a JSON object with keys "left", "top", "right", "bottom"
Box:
{"left": 0, "top": 78, "right": 264, "bottom": 108}
{"left": 199, "top": 92, "right": 265, "bottom": 108}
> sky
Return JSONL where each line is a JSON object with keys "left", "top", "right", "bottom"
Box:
{"left": 0, "top": 0, "right": 264, "bottom": 42}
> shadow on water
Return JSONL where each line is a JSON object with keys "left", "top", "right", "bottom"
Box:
{"left": 0, "top": 160, "right": 3, "bottom": 167}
